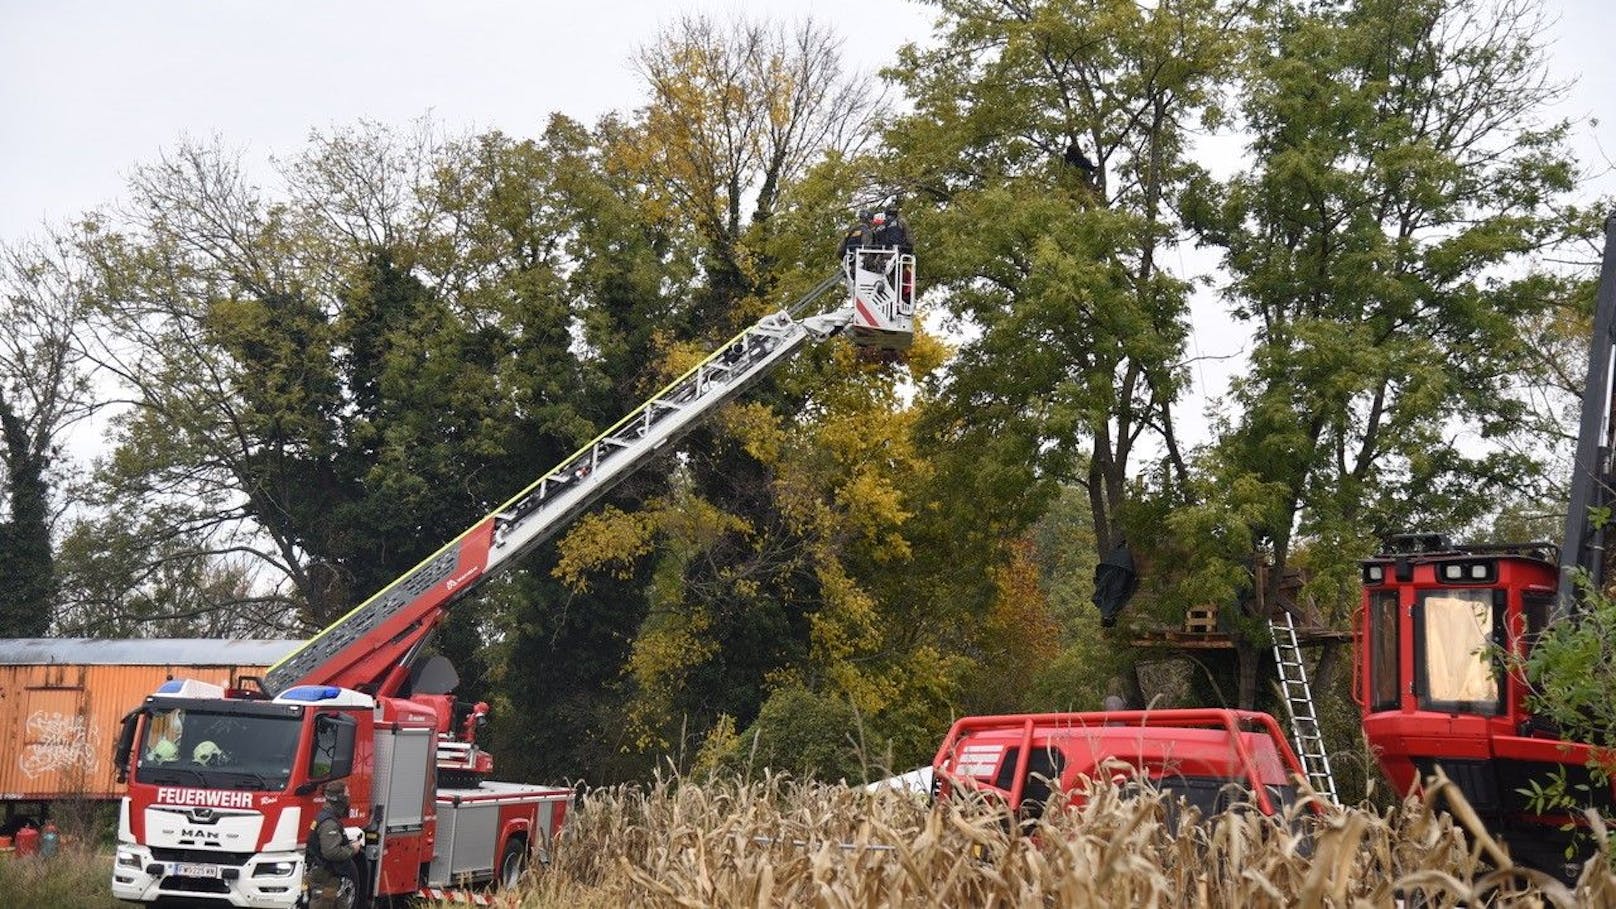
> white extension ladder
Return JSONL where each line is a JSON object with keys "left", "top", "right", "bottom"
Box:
{"left": 1269, "top": 611, "right": 1339, "bottom": 803}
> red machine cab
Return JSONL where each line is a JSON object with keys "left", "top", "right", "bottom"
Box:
{"left": 1356, "top": 536, "right": 1614, "bottom": 874}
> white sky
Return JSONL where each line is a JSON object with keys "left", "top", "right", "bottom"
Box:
{"left": 0, "top": 0, "right": 936, "bottom": 237}
{"left": 1, "top": 0, "right": 1611, "bottom": 454}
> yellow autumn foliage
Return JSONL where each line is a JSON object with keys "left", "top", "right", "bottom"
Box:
{"left": 553, "top": 506, "right": 660, "bottom": 593}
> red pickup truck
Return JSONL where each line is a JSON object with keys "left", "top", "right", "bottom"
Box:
{"left": 932, "top": 708, "right": 1313, "bottom": 818}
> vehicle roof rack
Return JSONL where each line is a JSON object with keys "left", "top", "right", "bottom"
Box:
{"left": 1379, "top": 533, "right": 1451, "bottom": 555}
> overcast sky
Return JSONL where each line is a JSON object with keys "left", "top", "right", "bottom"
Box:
{"left": 0, "top": 0, "right": 936, "bottom": 239}
{"left": 1, "top": 0, "right": 1610, "bottom": 452}
{"left": 4, "top": 0, "right": 1607, "bottom": 242}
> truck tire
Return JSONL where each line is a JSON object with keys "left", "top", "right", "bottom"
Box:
{"left": 497, "top": 836, "right": 528, "bottom": 890}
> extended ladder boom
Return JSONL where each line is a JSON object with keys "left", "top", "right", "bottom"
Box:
{"left": 263, "top": 253, "right": 915, "bottom": 696}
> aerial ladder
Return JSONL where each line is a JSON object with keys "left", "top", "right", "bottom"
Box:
{"left": 261, "top": 237, "right": 918, "bottom": 702}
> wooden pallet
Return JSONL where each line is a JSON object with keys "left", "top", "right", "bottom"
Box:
{"left": 1184, "top": 605, "right": 1219, "bottom": 634}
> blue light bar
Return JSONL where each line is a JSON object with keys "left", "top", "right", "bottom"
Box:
{"left": 279, "top": 685, "right": 343, "bottom": 702}
{"left": 156, "top": 680, "right": 185, "bottom": 694}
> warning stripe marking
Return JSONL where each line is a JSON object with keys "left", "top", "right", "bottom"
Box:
{"left": 854, "top": 297, "right": 879, "bottom": 326}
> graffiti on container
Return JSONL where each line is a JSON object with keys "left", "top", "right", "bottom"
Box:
{"left": 19, "top": 710, "right": 100, "bottom": 779}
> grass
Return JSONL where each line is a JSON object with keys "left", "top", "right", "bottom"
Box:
{"left": 0, "top": 845, "right": 123, "bottom": 909}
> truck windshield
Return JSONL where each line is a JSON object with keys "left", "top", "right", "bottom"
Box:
{"left": 134, "top": 708, "right": 301, "bottom": 790}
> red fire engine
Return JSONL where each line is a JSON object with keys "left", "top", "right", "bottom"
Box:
{"left": 108, "top": 226, "right": 918, "bottom": 907}
{"left": 1356, "top": 213, "right": 1616, "bottom": 877}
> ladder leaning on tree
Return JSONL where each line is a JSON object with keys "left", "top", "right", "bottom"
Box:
{"left": 1269, "top": 611, "right": 1340, "bottom": 803}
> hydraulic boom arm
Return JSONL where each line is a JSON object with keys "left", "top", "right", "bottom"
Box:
{"left": 1558, "top": 212, "right": 1616, "bottom": 621}
{"left": 262, "top": 252, "right": 914, "bottom": 696}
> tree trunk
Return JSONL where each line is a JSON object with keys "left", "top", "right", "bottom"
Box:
{"left": 1236, "top": 638, "right": 1261, "bottom": 710}
{"left": 1313, "top": 641, "right": 1342, "bottom": 694}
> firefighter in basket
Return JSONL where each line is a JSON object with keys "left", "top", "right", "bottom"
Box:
{"left": 837, "top": 207, "right": 913, "bottom": 264}
{"left": 304, "top": 780, "right": 360, "bottom": 909}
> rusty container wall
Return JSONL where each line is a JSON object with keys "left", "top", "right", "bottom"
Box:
{"left": 0, "top": 639, "right": 300, "bottom": 802}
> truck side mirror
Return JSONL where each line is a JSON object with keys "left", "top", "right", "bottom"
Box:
{"left": 305, "top": 713, "right": 358, "bottom": 787}
{"left": 113, "top": 708, "right": 143, "bottom": 784}
{"left": 330, "top": 716, "right": 356, "bottom": 779}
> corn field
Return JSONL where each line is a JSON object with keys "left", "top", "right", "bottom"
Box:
{"left": 470, "top": 773, "right": 1616, "bottom": 908}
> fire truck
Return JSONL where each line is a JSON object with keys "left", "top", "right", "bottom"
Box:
{"left": 107, "top": 229, "right": 918, "bottom": 907}
{"left": 932, "top": 708, "right": 1314, "bottom": 821}
{"left": 1355, "top": 212, "right": 1616, "bottom": 876}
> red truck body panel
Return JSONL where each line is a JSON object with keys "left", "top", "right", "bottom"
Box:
{"left": 934, "top": 708, "right": 1311, "bottom": 817}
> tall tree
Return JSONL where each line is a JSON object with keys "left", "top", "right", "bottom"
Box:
{"left": 885, "top": 0, "right": 1245, "bottom": 615}
{"left": 75, "top": 125, "right": 604, "bottom": 632}
{"left": 467, "top": 117, "right": 699, "bottom": 783}
{"left": 1180, "top": 0, "right": 1580, "bottom": 704}
{"left": 0, "top": 234, "right": 97, "bottom": 636}
{"left": 545, "top": 16, "right": 981, "bottom": 768}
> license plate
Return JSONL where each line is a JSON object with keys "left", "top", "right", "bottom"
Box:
{"left": 170, "top": 862, "right": 221, "bottom": 878}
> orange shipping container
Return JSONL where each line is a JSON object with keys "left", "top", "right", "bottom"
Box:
{"left": 0, "top": 639, "right": 299, "bottom": 802}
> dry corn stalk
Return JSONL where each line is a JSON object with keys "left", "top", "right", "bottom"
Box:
{"left": 430, "top": 772, "right": 1616, "bottom": 908}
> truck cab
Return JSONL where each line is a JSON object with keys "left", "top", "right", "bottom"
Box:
{"left": 932, "top": 708, "right": 1312, "bottom": 821}
{"left": 111, "top": 678, "right": 564, "bottom": 908}
{"left": 110, "top": 680, "right": 381, "bottom": 907}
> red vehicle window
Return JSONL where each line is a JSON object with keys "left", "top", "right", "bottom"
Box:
{"left": 952, "top": 742, "right": 1007, "bottom": 781}
{"left": 1369, "top": 589, "right": 1400, "bottom": 711}
{"left": 1414, "top": 589, "right": 1503, "bottom": 714}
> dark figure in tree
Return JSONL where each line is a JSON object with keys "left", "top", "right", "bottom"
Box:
{"left": 1063, "top": 142, "right": 1098, "bottom": 182}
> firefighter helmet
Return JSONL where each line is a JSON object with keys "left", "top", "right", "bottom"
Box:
{"left": 193, "top": 740, "right": 225, "bottom": 766}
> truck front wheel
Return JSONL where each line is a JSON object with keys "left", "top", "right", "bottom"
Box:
{"left": 497, "top": 836, "right": 528, "bottom": 890}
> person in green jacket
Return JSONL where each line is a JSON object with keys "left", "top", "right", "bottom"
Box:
{"left": 304, "top": 780, "right": 359, "bottom": 909}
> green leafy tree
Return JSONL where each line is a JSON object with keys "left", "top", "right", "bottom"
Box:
{"left": 886, "top": 0, "right": 1244, "bottom": 600}
{"left": 70, "top": 125, "right": 615, "bottom": 648}
{"left": 1180, "top": 0, "right": 1581, "bottom": 705}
